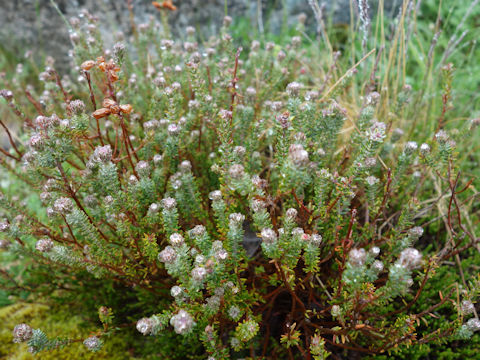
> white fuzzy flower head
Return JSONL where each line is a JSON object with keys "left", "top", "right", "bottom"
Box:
{"left": 190, "top": 225, "right": 206, "bottom": 238}
{"left": 349, "top": 248, "right": 367, "bottom": 267}
{"left": 331, "top": 305, "right": 341, "bottom": 317}
{"left": 128, "top": 175, "right": 138, "bottom": 184}
{"left": 170, "top": 310, "right": 195, "bottom": 334}
{"left": 372, "top": 260, "right": 384, "bottom": 272}
{"left": 169, "top": 233, "right": 184, "bottom": 247}
{"left": 461, "top": 300, "right": 475, "bottom": 315}
{"left": 0, "top": 219, "right": 10, "bottom": 232}
{"left": 286, "top": 208, "right": 298, "bottom": 219}
{"left": 179, "top": 160, "right": 192, "bottom": 173}
{"left": 366, "top": 122, "right": 387, "bottom": 142}
{"left": 310, "top": 234, "right": 323, "bottom": 246}
{"left": 195, "top": 254, "right": 205, "bottom": 265}
{"left": 229, "top": 213, "right": 245, "bottom": 226}
{"left": 466, "top": 318, "right": 480, "bottom": 332}
{"left": 158, "top": 246, "right": 177, "bottom": 264}
{"left": 261, "top": 228, "right": 277, "bottom": 244}
{"left": 366, "top": 176, "right": 379, "bottom": 186}
{"left": 223, "top": 15, "right": 232, "bottom": 27}
{"left": 53, "top": 197, "right": 74, "bottom": 214}
{"left": 83, "top": 336, "right": 102, "bottom": 351}
{"left": 397, "top": 248, "right": 423, "bottom": 270}
{"left": 288, "top": 144, "right": 309, "bottom": 166}
{"left": 228, "top": 164, "right": 245, "bottom": 179}
{"left": 167, "top": 123, "right": 180, "bottom": 136}
{"left": 153, "top": 154, "right": 163, "bottom": 165}
{"left": 215, "top": 249, "right": 229, "bottom": 261}
{"left": 209, "top": 190, "right": 222, "bottom": 201}
{"left": 233, "top": 146, "right": 246, "bottom": 158}
{"left": 305, "top": 90, "right": 319, "bottom": 101}
{"left": 219, "top": 109, "right": 233, "bottom": 120}
{"left": 13, "top": 324, "right": 33, "bottom": 343}
{"left": 171, "top": 286, "right": 183, "bottom": 298}
{"left": 28, "top": 134, "right": 43, "bottom": 149}
{"left": 228, "top": 305, "right": 241, "bottom": 320}
{"left": 0, "top": 239, "right": 10, "bottom": 249}
{"left": 420, "top": 143, "right": 431, "bottom": 155}
{"left": 135, "top": 160, "right": 150, "bottom": 176}
{"left": 370, "top": 246, "right": 380, "bottom": 257}
{"left": 286, "top": 82, "right": 302, "bottom": 97}
{"left": 245, "top": 87, "right": 257, "bottom": 99}
{"left": 35, "top": 238, "right": 54, "bottom": 252}
{"left": 251, "top": 199, "right": 266, "bottom": 212}
{"left": 149, "top": 203, "right": 159, "bottom": 213}
{"left": 161, "top": 197, "right": 177, "bottom": 210}
{"left": 404, "top": 141, "right": 418, "bottom": 154}
{"left": 92, "top": 145, "right": 112, "bottom": 163}
{"left": 136, "top": 317, "right": 153, "bottom": 335}
{"left": 364, "top": 157, "right": 377, "bottom": 168}
{"left": 408, "top": 227, "right": 424, "bottom": 239}
{"left": 191, "top": 266, "right": 207, "bottom": 282}
{"left": 435, "top": 130, "right": 448, "bottom": 143}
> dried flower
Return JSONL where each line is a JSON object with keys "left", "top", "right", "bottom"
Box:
{"left": 81, "top": 60, "right": 95, "bottom": 71}
{"left": 92, "top": 108, "right": 111, "bottom": 119}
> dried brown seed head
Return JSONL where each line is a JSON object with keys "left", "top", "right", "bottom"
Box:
{"left": 102, "top": 98, "right": 117, "bottom": 108}
{"left": 120, "top": 104, "right": 133, "bottom": 114}
{"left": 81, "top": 60, "right": 95, "bottom": 71}
{"left": 92, "top": 108, "right": 111, "bottom": 119}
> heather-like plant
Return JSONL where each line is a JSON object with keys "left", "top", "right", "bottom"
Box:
{"left": 1, "top": 4, "right": 479, "bottom": 359}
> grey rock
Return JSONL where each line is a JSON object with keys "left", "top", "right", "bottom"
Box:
{"left": 0, "top": 1, "right": 399, "bottom": 72}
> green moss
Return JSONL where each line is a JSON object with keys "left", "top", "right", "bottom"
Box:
{"left": 0, "top": 303, "right": 131, "bottom": 359}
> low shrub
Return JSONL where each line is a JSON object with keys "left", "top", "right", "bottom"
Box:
{"left": 0, "top": 4, "right": 479, "bottom": 359}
